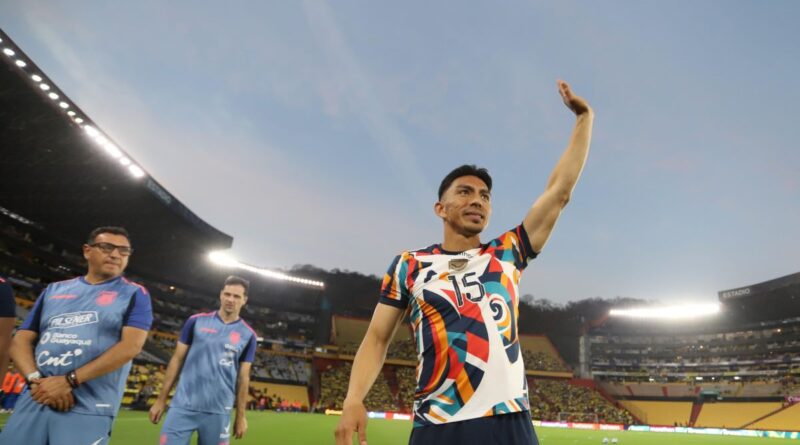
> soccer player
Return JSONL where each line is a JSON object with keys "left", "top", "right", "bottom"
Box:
{"left": 0, "top": 276, "right": 15, "bottom": 383}
{"left": 0, "top": 226, "right": 153, "bottom": 445}
{"left": 149, "top": 275, "right": 257, "bottom": 445}
{"left": 335, "top": 80, "right": 593, "bottom": 445}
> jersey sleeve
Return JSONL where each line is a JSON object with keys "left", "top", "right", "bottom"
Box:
{"left": 179, "top": 316, "right": 198, "bottom": 345}
{"left": 122, "top": 286, "right": 153, "bottom": 330}
{"left": 492, "top": 224, "right": 538, "bottom": 271}
{"left": 0, "top": 281, "right": 15, "bottom": 318}
{"left": 240, "top": 334, "right": 257, "bottom": 363}
{"left": 379, "top": 253, "right": 412, "bottom": 309}
{"left": 19, "top": 289, "right": 47, "bottom": 332}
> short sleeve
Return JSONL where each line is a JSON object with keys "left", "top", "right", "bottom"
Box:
{"left": 491, "top": 224, "right": 538, "bottom": 271}
{"left": 240, "top": 334, "right": 257, "bottom": 363}
{"left": 0, "top": 280, "right": 15, "bottom": 318}
{"left": 19, "top": 289, "right": 47, "bottom": 332}
{"left": 379, "top": 253, "right": 411, "bottom": 309}
{"left": 179, "top": 316, "right": 198, "bottom": 345}
{"left": 122, "top": 287, "right": 153, "bottom": 330}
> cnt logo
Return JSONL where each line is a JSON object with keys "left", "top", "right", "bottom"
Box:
{"left": 48, "top": 311, "right": 99, "bottom": 329}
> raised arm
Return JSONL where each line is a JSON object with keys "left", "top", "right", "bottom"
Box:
{"left": 149, "top": 341, "right": 190, "bottom": 423}
{"left": 524, "top": 80, "right": 594, "bottom": 253}
{"left": 335, "top": 303, "right": 406, "bottom": 445}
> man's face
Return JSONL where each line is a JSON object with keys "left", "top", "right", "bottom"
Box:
{"left": 82, "top": 233, "right": 131, "bottom": 279}
{"left": 435, "top": 175, "right": 492, "bottom": 236}
{"left": 220, "top": 284, "right": 247, "bottom": 316}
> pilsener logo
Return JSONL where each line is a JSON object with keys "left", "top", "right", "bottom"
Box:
{"left": 48, "top": 311, "right": 99, "bottom": 329}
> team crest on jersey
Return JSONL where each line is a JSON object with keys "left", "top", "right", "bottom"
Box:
{"left": 96, "top": 291, "right": 118, "bottom": 306}
{"left": 229, "top": 331, "right": 241, "bottom": 344}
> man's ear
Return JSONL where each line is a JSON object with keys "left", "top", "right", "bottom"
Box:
{"left": 434, "top": 201, "right": 446, "bottom": 219}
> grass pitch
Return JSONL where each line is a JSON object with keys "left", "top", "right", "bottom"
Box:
{"left": 0, "top": 410, "right": 789, "bottom": 444}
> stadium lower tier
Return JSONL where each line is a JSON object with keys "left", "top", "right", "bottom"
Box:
{"left": 619, "top": 400, "right": 694, "bottom": 426}
{"left": 620, "top": 400, "right": 799, "bottom": 431}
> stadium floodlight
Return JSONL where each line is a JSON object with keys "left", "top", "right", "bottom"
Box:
{"left": 128, "top": 165, "right": 145, "bottom": 178}
{"left": 208, "top": 251, "right": 325, "bottom": 288}
{"left": 695, "top": 376, "right": 703, "bottom": 381}
{"left": 67, "top": 110, "right": 75, "bottom": 116}
{"left": 74, "top": 117, "right": 84, "bottom": 124}
{"left": 59, "top": 101, "right": 69, "bottom": 109}
{"left": 83, "top": 125, "right": 99, "bottom": 137}
{"left": 608, "top": 303, "right": 720, "bottom": 320}
{"left": 48, "top": 92, "right": 59, "bottom": 100}
{"left": 15, "top": 59, "right": 26, "bottom": 67}
{"left": 103, "top": 143, "right": 123, "bottom": 158}
{"left": 31, "top": 74, "right": 42, "bottom": 82}
{"left": 3, "top": 48, "right": 15, "bottom": 56}
{"left": 39, "top": 83, "right": 51, "bottom": 91}
{"left": 119, "top": 157, "right": 131, "bottom": 166}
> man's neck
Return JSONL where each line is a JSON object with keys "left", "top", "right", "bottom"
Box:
{"left": 84, "top": 272, "right": 118, "bottom": 285}
{"left": 218, "top": 309, "right": 240, "bottom": 324}
{"left": 441, "top": 229, "right": 481, "bottom": 252}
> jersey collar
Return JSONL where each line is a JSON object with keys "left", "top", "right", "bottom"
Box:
{"left": 78, "top": 275, "right": 123, "bottom": 286}
{"left": 215, "top": 311, "right": 241, "bottom": 325}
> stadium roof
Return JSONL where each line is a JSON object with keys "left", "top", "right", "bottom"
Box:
{"left": 0, "top": 29, "right": 233, "bottom": 279}
{"left": 591, "top": 271, "right": 800, "bottom": 335}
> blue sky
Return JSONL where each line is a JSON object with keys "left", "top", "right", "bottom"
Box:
{"left": 2, "top": 1, "right": 798, "bottom": 304}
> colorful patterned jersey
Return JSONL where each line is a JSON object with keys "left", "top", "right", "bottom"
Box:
{"left": 380, "top": 224, "right": 537, "bottom": 427}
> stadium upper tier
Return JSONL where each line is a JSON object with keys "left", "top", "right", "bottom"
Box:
{"left": 0, "top": 29, "right": 245, "bottom": 289}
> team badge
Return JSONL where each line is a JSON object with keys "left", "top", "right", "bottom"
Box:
{"left": 229, "top": 331, "right": 241, "bottom": 344}
{"left": 96, "top": 291, "right": 118, "bottom": 306}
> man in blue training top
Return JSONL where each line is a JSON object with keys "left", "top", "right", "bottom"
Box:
{"left": 149, "top": 275, "right": 257, "bottom": 445}
{"left": 0, "top": 226, "right": 153, "bottom": 445}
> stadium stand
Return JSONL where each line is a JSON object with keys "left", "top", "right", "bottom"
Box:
{"left": 584, "top": 272, "right": 800, "bottom": 431}
{"left": 748, "top": 402, "right": 800, "bottom": 431}
{"left": 618, "top": 400, "right": 693, "bottom": 426}
{"left": 532, "top": 379, "right": 634, "bottom": 424}
{"left": 694, "top": 402, "right": 783, "bottom": 429}
{"left": 318, "top": 362, "right": 398, "bottom": 412}
{"left": 249, "top": 381, "right": 310, "bottom": 411}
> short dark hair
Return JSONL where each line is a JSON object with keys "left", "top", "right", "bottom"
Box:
{"left": 87, "top": 226, "right": 130, "bottom": 245}
{"left": 224, "top": 275, "right": 250, "bottom": 296}
{"left": 437, "top": 164, "right": 493, "bottom": 200}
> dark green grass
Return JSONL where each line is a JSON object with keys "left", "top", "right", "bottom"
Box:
{"left": 0, "top": 410, "right": 790, "bottom": 444}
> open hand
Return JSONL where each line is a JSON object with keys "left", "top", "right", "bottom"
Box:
{"left": 149, "top": 399, "right": 167, "bottom": 424}
{"left": 558, "top": 80, "right": 592, "bottom": 116}
{"left": 335, "top": 400, "right": 368, "bottom": 445}
{"left": 235, "top": 415, "right": 248, "bottom": 439}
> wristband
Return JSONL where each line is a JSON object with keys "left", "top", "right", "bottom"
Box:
{"left": 26, "top": 371, "right": 42, "bottom": 385}
{"left": 65, "top": 370, "right": 80, "bottom": 388}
